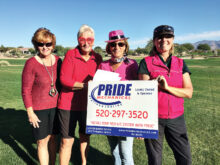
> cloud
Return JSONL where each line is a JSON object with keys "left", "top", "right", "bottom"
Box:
{"left": 129, "top": 37, "right": 151, "bottom": 46}
{"left": 129, "top": 37, "right": 151, "bottom": 48}
{"left": 176, "top": 30, "right": 220, "bottom": 42}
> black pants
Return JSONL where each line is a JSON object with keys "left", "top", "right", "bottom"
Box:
{"left": 145, "top": 115, "right": 191, "bottom": 165}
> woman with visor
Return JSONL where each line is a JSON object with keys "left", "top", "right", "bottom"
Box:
{"left": 138, "top": 25, "right": 193, "bottom": 165}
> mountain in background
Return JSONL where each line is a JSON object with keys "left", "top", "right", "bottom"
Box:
{"left": 193, "top": 40, "right": 220, "bottom": 50}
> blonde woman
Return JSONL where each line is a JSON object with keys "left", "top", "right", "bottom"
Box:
{"left": 22, "top": 28, "right": 62, "bottom": 165}
{"left": 138, "top": 25, "right": 193, "bottom": 165}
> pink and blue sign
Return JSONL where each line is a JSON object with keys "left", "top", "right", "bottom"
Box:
{"left": 86, "top": 81, "right": 158, "bottom": 139}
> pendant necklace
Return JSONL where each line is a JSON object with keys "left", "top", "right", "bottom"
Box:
{"left": 40, "top": 55, "right": 58, "bottom": 97}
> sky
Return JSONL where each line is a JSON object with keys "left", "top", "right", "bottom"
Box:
{"left": 0, "top": 0, "right": 219, "bottom": 49}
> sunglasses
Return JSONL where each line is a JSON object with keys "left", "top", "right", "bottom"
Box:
{"left": 37, "top": 42, "right": 53, "bottom": 47}
{"left": 78, "top": 37, "right": 94, "bottom": 44}
{"left": 109, "top": 42, "right": 125, "bottom": 48}
{"left": 157, "top": 34, "right": 174, "bottom": 39}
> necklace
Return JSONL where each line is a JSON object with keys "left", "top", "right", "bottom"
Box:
{"left": 111, "top": 56, "right": 125, "bottom": 63}
{"left": 40, "top": 55, "right": 58, "bottom": 97}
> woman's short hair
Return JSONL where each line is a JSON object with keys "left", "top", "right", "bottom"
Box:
{"left": 32, "top": 28, "right": 56, "bottom": 51}
{"left": 77, "top": 24, "right": 95, "bottom": 38}
{"left": 106, "top": 39, "right": 129, "bottom": 55}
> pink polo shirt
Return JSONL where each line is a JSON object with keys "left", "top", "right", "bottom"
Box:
{"left": 98, "top": 58, "right": 138, "bottom": 80}
{"left": 58, "top": 47, "right": 102, "bottom": 111}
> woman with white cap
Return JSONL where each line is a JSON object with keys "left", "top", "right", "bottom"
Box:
{"left": 99, "top": 30, "right": 138, "bottom": 165}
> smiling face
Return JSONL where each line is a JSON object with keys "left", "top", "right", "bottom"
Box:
{"left": 154, "top": 35, "right": 174, "bottom": 54}
{"left": 109, "top": 40, "right": 126, "bottom": 59}
{"left": 78, "top": 31, "right": 94, "bottom": 55}
{"left": 37, "top": 37, "right": 54, "bottom": 57}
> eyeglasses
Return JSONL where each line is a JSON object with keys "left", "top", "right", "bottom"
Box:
{"left": 109, "top": 42, "right": 125, "bottom": 48}
{"left": 78, "top": 37, "right": 94, "bottom": 44}
{"left": 37, "top": 42, "right": 53, "bottom": 47}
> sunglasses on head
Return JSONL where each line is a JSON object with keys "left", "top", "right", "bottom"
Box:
{"left": 109, "top": 42, "right": 125, "bottom": 48}
{"left": 78, "top": 37, "right": 94, "bottom": 44}
{"left": 37, "top": 42, "right": 53, "bottom": 47}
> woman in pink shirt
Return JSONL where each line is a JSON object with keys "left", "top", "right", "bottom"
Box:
{"left": 22, "top": 28, "right": 62, "bottom": 165}
{"left": 99, "top": 30, "right": 138, "bottom": 165}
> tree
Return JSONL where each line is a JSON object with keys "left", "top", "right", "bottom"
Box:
{"left": 54, "top": 45, "right": 70, "bottom": 56}
{"left": 135, "top": 47, "right": 143, "bottom": 54}
{"left": 128, "top": 49, "right": 135, "bottom": 55}
{"left": 182, "top": 43, "right": 194, "bottom": 51}
{"left": 94, "top": 46, "right": 105, "bottom": 57}
{"left": 28, "top": 48, "right": 36, "bottom": 55}
{"left": 217, "top": 49, "right": 220, "bottom": 56}
{"left": 94, "top": 46, "right": 103, "bottom": 54}
{"left": 0, "top": 45, "right": 9, "bottom": 53}
{"left": 135, "top": 47, "right": 148, "bottom": 55}
{"left": 174, "top": 43, "right": 187, "bottom": 56}
{"left": 197, "top": 44, "right": 211, "bottom": 51}
{"left": 145, "top": 39, "right": 153, "bottom": 54}
{"left": 10, "top": 49, "right": 22, "bottom": 57}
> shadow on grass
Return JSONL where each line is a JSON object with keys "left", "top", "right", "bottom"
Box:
{"left": 0, "top": 107, "right": 113, "bottom": 165}
{"left": 0, "top": 107, "right": 37, "bottom": 164}
{"left": 70, "top": 137, "right": 113, "bottom": 165}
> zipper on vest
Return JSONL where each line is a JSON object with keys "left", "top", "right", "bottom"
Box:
{"left": 167, "top": 72, "right": 170, "bottom": 118}
{"left": 168, "top": 95, "right": 170, "bottom": 118}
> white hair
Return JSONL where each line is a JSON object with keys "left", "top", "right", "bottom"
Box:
{"left": 77, "top": 24, "right": 95, "bottom": 38}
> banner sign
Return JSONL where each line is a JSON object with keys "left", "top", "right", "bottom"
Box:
{"left": 86, "top": 80, "right": 158, "bottom": 139}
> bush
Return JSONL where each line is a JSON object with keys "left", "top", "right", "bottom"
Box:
{"left": 0, "top": 60, "right": 10, "bottom": 66}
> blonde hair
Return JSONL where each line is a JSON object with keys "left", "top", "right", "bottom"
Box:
{"left": 106, "top": 39, "right": 129, "bottom": 55}
{"left": 32, "top": 28, "right": 56, "bottom": 51}
{"left": 77, "top": 24, "right": 95, "bottom": 38}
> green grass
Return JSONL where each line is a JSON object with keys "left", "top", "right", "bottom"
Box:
{"left": 0, "top": 59, "right": 27, "bottom": 65}
{"left": 0, "top": 58, "right": 219, "bottom": 164}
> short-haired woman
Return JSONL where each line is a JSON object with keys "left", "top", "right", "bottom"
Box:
{"left": 57, "top": 24, "right": 102, "bottom": 165}
{"left": 22, "top": 28, "right": 62, "bottom": 165}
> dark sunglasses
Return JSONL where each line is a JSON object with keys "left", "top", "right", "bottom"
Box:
{"left": 109, "top": 42, "right": 125, "bottom": 48}
{"left": 157, "top": 34, "right": 174, "bottom": 39}
{"left": 37, "top": 42, "right": 53, "bottom": 47}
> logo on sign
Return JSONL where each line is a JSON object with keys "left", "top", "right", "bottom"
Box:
{"left": 89, "top": 84, "right": 132, "bottom": 107}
